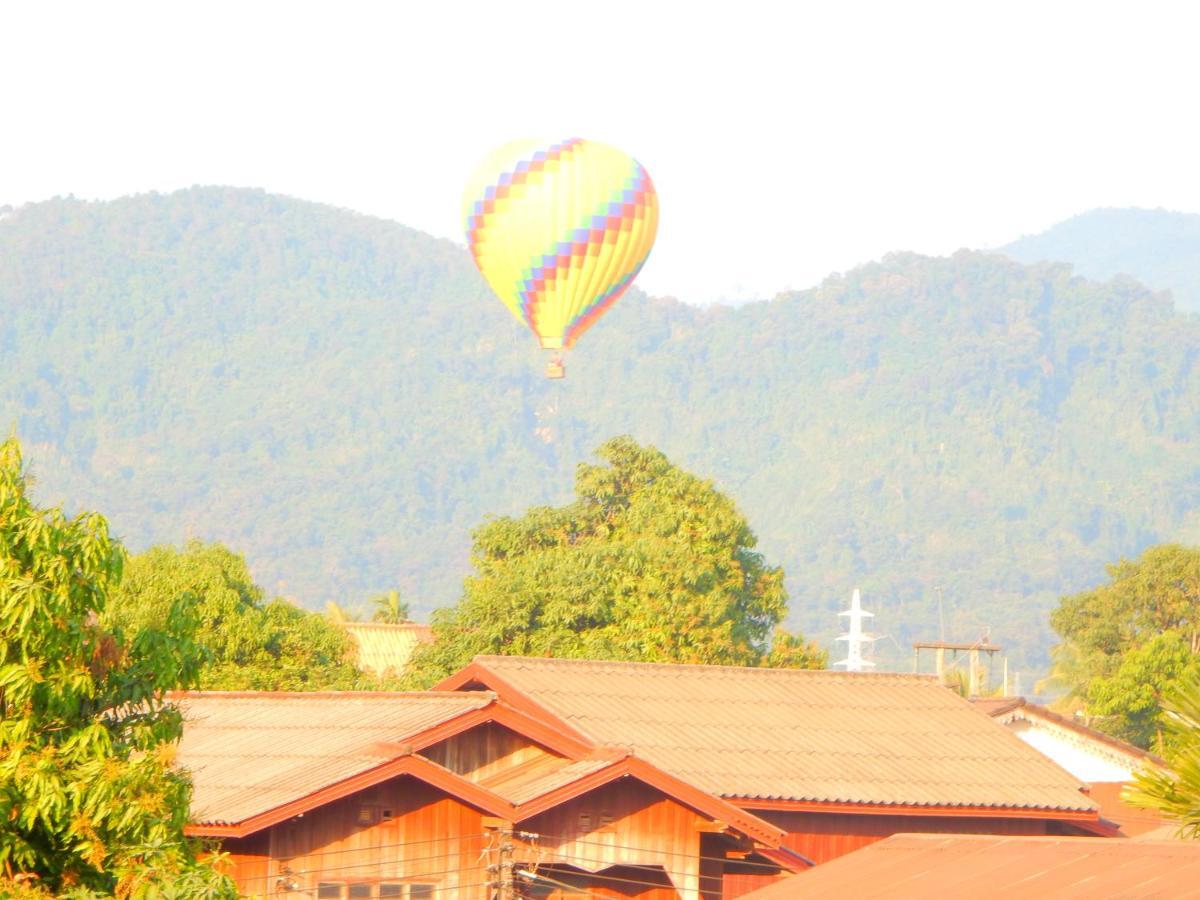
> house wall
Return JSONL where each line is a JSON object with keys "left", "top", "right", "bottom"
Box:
{"left": 1088, "top": 781, "right": 1173, "bottom": 837}
{"left": 520, "top": 780, "right": 719, "bottom": 899}
{"left": 1006, "top": 719, "right": 1136, "bottom": 782}
{"left": 221, "top": 776, "right": 492, "bottom": 899}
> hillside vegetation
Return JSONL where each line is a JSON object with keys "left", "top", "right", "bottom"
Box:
{"left": 3, "top": 188, "right": 1199, "bottom": 672}
{"left": 1004, "top": 207, "right": 1200, "bottom": 313}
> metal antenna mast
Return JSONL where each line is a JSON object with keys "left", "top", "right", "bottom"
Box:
{"left": 835, "top": 588, "right": 877, "bottom": 672}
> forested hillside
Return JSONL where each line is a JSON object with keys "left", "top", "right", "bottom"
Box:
{"left": 3, "top": 188, "right": 1199, "bottom": 673}
{"left": 1004, "top": 207, "right": 1200, "bottom": 313}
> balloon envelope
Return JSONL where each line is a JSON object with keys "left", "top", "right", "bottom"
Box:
{"left": 463, "top": 138, "right": 659, "bottom": 350}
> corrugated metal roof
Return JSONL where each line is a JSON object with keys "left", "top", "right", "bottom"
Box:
{"left": 742, "top": 834, "right": 1200, "bottom": 898}
{"left": 174, "top": 691, "right": 492, "bottom": 825}
{"left": 468, "top": 656, "right": 1095, "bottom": 811}
{"left": 342, "top": 623, "right": 433, "bottom": 675}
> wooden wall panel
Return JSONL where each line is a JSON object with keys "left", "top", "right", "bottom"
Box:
{"left": 422, "top": 722, "right": 559, "bottom": 781}
{"left": 225, "top": 775, "right": 493, "bottom": 898}
{"left": 520, "top": 781, "right": 704, "bottom": 898}
{"left": 754, "top": 811, "right": 1051, "bottom": 866}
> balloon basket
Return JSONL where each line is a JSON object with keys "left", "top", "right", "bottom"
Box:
{"left": 545, "top": 359, "right": 566, "bottom": 379}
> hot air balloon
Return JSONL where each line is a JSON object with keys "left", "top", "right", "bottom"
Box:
{"left": 462, "top": 138, "right": 659, "bottom": 378}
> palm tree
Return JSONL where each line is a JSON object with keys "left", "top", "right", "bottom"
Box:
{"left": 325, "top": 600, "right": 360, "bottom": 623}
{"left": 371, "top": 590, "right": 410, "bottom": 624}
{"left": 1127, "top": 677, "right": 1200, "bottom": 836}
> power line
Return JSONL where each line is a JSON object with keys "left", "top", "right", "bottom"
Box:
{"left": 529, "top": 830, "right": 792, "bottom": 871}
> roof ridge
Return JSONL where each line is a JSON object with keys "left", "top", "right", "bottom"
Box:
{"left": 473, "top": 655, "right": 938, "bottom": 680}
{"left": 167, "top": 690, "right": 496, "bottom": 701}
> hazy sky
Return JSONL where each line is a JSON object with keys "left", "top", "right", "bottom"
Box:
{"left": 4, "top": 1, "right": 1199, "bottom": 303}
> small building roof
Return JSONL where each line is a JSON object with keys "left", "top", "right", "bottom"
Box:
{"left": 741, "top": 833, "right": 1200, "bottom": 898}
{"left": 974, "top": 697, "right": 1168, "bottom": 771}
{"left": 342, "top": 622, "right": 433, "bottom": 675}
{"left": 440, "top": 656, "right": 1099, "bottom": 814}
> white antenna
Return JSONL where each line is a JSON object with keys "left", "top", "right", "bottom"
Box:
{"left": 835, "top": 588, "right": 877, "bottom": 671}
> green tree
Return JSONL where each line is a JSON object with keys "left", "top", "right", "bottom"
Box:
{"left": 1047, "top": 544, "right": 1200, "bottom": 747}
{"left": 410, "top": 436, "right": 809, "bottom": 685}
{"left": 1127, "top": 677, "right": 1200, "bottom": 836}
{"left": 0, "top": 439, "right": 235, "bottom": 897}
{"left": 762, "top": 627, "right": 829, "bottom": 669}
{"left": 371, "top": 590, "right": 410, "bottom": 624}
{"left": 106, "top": 541, "right": 361, "bottom": 690}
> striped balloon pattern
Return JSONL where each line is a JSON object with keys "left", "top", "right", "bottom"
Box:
{"left": 463, "top": 138, "right": 659, "bottom": 350}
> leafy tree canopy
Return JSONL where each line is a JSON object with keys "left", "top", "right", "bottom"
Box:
{"left": 1048, "top": 543, "right": 1200, "bottom": 747}
{"left": 104, "top": 541, "right": 362, "bottom": 691}
{"left": 1128, "top": 677, "right": 1200, "bottom": 837}
{"left": 8, "top": 190, "right": 1200, "bottom": 674}
{"left": 411, "top": 437, "right": 821, "bottom": 684}
{"left": 0, "top": 439, "right": 234, "bottom": 897}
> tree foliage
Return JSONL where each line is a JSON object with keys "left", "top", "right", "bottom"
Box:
{"left": 6, "top": 190, "right": 1200, "bottom": 673}
{"left": 105, "top": 541, "right": 361, "bottom": 691}
{"left": 411, "top": 437, "right": 812, "bottom": 684}
{"left": 1127, "top": 677, "right": 1200, "bottom": 837}
{"left": 0, "top": 439, "right": 235, "bottom": 897}
{"left": 1048, "top": 544, "right": 1200, "bottom": 747}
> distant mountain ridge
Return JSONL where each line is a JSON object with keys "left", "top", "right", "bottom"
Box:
{"left": 3, "top": 187, "right": 1200, "bottom": 674}
{"left": 1003, "top": 207, "right": 1200, "bottom": 312}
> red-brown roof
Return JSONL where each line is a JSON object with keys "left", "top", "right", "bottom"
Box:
{"left": 439, "top": 656, "right": 1098, "bottom": 813}
{"left": 174, "top": 691, "right": 494, "bottom": 826}
{"left": 742, "top": 833, "right": 1200, "bottom": 898}
{"left": 172, "top": 689, "right": 795, "bottom": 855}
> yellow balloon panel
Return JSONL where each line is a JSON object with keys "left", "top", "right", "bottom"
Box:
{"left": 463, "top": 138, "right": 659, "bottom": 349}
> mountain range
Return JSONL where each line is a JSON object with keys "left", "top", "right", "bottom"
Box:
{"left": 3, "top": 188, "right": 1199, "bottom": 675}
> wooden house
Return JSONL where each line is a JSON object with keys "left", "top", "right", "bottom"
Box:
{"left": 438, "top": 657, "right": 1117, "bottom": 894}
{"left": 175, "top": 691, "right": 806, "bottom": 898}
{"left": 175, "top": 657, "right": 1116, "bottom": 898}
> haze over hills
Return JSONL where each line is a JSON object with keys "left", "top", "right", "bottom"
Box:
{"left": 3, "top": 188, "right": 1200, "bottom": 674}
{"left": 1003, "top": 207, "right": 1200, "bottom": 313}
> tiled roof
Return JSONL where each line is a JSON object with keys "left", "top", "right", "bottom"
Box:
{"left": 456, "top": 656, "right": 1096, "bottom": 812}
{"left": 342, "top": 623, "right": 433, "bottom": 675}
{"left": 173, "top": 691, "right": 492, "bottom": 825}
{"left": 742, "top": 834, "right": 1200, "bottom": 898}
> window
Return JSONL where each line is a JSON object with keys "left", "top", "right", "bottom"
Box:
{"left": 358, "top": 805, "right": 380, "bottom": 825}
{"left": 316, "top": 883, "right": 436, "bottom": 899}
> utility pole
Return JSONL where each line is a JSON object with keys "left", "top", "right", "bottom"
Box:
{"left": 484, "top": 817, "right": 515, "bottom": 899}
{"left": 835, "top": 588, "right": 877, "bottom": 671}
